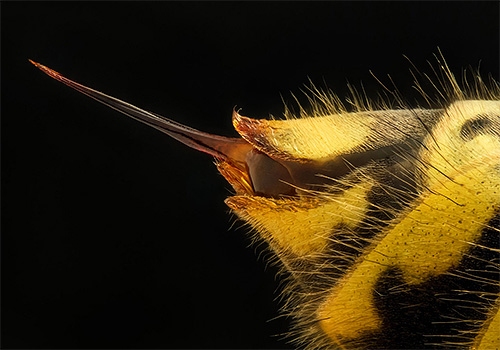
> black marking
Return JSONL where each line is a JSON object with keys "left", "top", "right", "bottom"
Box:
{"left": 366, "top": 212, "right": 500, "bottom": 349}
{"left": 460, "top": 115, "right": 494, "bottom": 141}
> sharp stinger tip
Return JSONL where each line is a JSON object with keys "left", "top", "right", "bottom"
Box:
{"left": 29, "top": 60, "right": 62, "bottom": 78}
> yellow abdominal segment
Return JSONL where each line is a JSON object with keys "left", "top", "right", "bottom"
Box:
{"left": 228, "top": 94, "right": 500, "bottom": 348}
{"left": 318, "top": 160, "right": 500, "bottom": 341}
{"left": 317, "top": 100, "right": 500, "bottom": 344}
{"left": 421, "top": 100, "right": 500, "bottom": 189}
{"left": 226, "top": 181, "right": 372, "bottom": 257}
{"left": 255, "top": 114, "right": 375, "bottom": 159}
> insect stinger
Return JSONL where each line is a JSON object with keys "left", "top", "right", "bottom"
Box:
{"left": 29, "top": 60, "right": 343, "bottom": 199}
{"left": 29, "top": 60, "right": 265, "bottom": 195}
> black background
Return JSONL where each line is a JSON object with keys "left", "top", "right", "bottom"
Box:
{"left": 2, "top": 2, "right": 499, "bottom": 349}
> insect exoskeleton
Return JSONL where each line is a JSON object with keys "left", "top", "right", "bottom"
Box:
{"left": 31, "top": 56, "right": 499, "bottom": 349}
